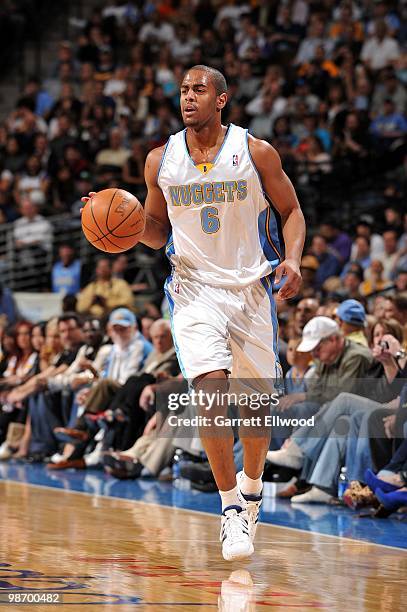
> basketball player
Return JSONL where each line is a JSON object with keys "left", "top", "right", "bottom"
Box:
{"left": 83, "top": 65, "right": 305, "bottom": 561}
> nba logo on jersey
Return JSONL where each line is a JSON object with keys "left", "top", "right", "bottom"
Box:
{"left": 232, "top": 154, "right": 239, "bottom": 166}
{"left": 174, "top": 283, "right": 180, "bottom": 294}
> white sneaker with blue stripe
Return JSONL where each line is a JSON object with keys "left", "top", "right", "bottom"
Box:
{"left": 220, "top": 505, "right": 254, "bottom": 561}
{"left": 236, "top": 471, "right": 262, "bottom": 541}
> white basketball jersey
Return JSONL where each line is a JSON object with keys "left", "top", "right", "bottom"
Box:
{"left": 158, "top": 123, "right": 283, "bottom": 288}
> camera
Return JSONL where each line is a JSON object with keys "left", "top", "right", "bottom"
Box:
{"left": 379, "top": 340, "right": 389, "bottom": 350}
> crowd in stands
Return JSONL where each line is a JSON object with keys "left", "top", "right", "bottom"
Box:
{"left": 0, "top": 0, "right": 406, "bottom": 519}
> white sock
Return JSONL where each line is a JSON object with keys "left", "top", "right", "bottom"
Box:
{"left": 240, "top": 470, "right": 263, "bottom": 496}
{"left": 219, "top": 485, "right": 243, "bottom": 511}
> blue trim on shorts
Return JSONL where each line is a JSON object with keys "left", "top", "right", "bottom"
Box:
{"left": 164, "top": 274, "right": 187, "bottom": 379}
{"left": 260, "top": 275, "right": 281, "bottom": 380}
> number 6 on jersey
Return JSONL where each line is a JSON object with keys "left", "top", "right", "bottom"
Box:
{"left": 201, "top": 206, "right": 220, "bottom": 234}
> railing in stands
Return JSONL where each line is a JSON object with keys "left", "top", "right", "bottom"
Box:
{"left": 0, "top": 213, "right": 167, "bottom": 294}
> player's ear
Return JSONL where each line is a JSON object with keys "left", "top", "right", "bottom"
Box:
{"left": 216, "top": 93, "right": 227, "bottom": 112}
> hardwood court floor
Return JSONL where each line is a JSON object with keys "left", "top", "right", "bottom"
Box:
{"left": 0, "top": 480, "right": 405, "bottom": 611}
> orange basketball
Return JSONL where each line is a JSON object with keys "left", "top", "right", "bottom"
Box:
{"left": 81, "top": 188, "right": 145, "bottom": 253}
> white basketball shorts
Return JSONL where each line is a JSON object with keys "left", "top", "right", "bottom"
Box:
{"left": 164, "top": 272, "right": 281, "bottom": 383}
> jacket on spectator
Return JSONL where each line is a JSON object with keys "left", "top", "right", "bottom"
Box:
{"left": 96, "top": 333, "right": 151, "bottom": 385}
{"left": 305, "top": 339, "right": 372, "bottom": 404}
{"left": 76, "top": 277, "right": 134, "bottom": 317}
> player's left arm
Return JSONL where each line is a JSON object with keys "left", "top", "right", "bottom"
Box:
{"left": 249, "top": 135, "right": 305, "bottom": 300}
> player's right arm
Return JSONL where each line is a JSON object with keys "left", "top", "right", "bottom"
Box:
{"left": 140, "top": 146, "right": 171, "bottom": 250}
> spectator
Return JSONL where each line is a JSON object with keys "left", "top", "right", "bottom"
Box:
{"left": 370, "top": 99, "right": 407, "bottom": 150}
{"left": 360, "top": 260, "right": 392, "bottom": 297}
{"left": 49, "top": 308, "right": 151, "bottom": 468}
{"left": 310, "top": 235, "right": 342, "bottom": 288}
{"left": 295, "top": 16, "right": 333, "bottom": 65}
{"left": 351, "top": 218, "right": 384, "bottom": 261}
{"left": 380, "top": 229, "right": 401, "bottom": 280}
{"left": 268, "top": 5, "right": 301, "bottom": 60}
{"left": 0, "top": 321, "right": 37, "bottom": 457}
{"left": 13, "top": 196, "right": 53, "bottom": 289}
{"left": 342, "top": 269, "right": 365, "bottom": 301}
{"left": 0, "top": 326, "right": 17, "bottom": 377}
{"left": 284, "top": 337, "right": 314, "bottom": 395}
{"left": 77, "top": 256, "right": 134, "bottom": 317}
{"left": 95, "top": 127, "right": 131, "bottom": 176}
{"left": 20, "top": 76, "right": 54, "bottom": 118}
{"left": 319, "top": 220, "right": 352, "bottom": 264}
{"left": 8, "top": 314, "right": 84, "bottom": 460}
{"left": 3, "top": 136, "right": 26, "bottom": 174}
{"left": 394, "top": 269, "right": 407, "bottom": 293}
{"left": 292, "top": 298, "right": 319, "bottom": 338}
{"left": 51, "top": 243, "right": 81, "bottom": 295}
{"left": 122, "top": 140, "right": 146, "bottom": 197}
{"left": 299, "top": 255, "right": 320, "bottom": 298}
{"left": 171, "top": 25, "right": 199, "bottom": 63}
{"left": 335, "top": 299, "right": 368, "bottom": 347}
{"left": 47, "top": 317, "right": 104, "bottom": 394}
{"left": 269, "top": 316, "right": 372, "bottom": 444}
{"left": 328, "top": 2, "right": 364, "bottom": 44}
{"left": 0, "top": 284, "right": 19, "bottom": 325}
{"left": 383, "top": 294, "right": 407, "bottom": 326}
{"left": 101, "top": 318, "right": 179, "bottom": 453}
{"left": 361, "top": 20, "right": 401, "bottom": 72}
{"left": 138, "top": 10, "right": 175, "bottom": 50}
{"left": 342, "top": 236, "right": 371, "bottom": 277}
{"left": 13, "top": 197, "right": 52, "bottom": 253}
{"left": 372, "top": 70, "right": 406, "bottom": 116}
{"left": 15, "top": 155, "right": 49, "bottom": 201}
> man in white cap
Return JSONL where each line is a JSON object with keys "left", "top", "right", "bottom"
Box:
{"left": 272, "top": 316, "right": 372, "bottom": 423}
{"left": 268, "top": 316, "right": 372, "bottom": 470}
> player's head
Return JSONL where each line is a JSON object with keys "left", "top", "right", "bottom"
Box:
{"left": 180, "top": 65, "right": 227, "bottom": 128}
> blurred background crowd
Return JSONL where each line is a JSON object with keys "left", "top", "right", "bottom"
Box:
{"left": 0, "top": 0, "right": 406, "bottom": 517}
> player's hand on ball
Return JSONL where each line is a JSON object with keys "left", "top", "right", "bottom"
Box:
{"left": 80, "top": 192, "right": 96, "bottom": 207}
{"left": 274, "top": 258, "right": 302, "bottom": 300}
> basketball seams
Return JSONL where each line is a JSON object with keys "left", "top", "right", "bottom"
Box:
{"left": 110, "top": 216, "right": 145, "bottom": 238}
{"left": 90, "top": 197, "right": 106, "bottom": 238}
{"left": 92, "top": 232, "right": 126, "bottom": 251}
{"left": 81, "top": 220, "right": 99, "bottom": 240}
{"left": 105, "top": 188, "right": 118, "bottom": 233}
{"left": 86, "top": 205, "right": 133, "bottom": 251}
{"left": 107, "top": 191, "right": 144, "bottom": 236}
{"left": 82, "top": 212, "right": 106, "bottom": 251}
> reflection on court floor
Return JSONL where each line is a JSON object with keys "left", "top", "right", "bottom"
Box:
{"left": 0, "top": 469, "right": 406, "bottom": 611}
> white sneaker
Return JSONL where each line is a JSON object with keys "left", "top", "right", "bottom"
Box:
{"left": 84, "top": 441, "right": 103, "bottom": 467}
{"left": 266, "top": 441, "right": 304, "bottom": 470}
{"left": 49, "top": 453, "right": 65, "bottom": 464}
{"left": 236, "top": 471, "right": 262, "bottom": 542}
{"left": 291, "top": 486, "right": 333, "bottom": 504}
{"left": 0, "top": 442, "right": 12, "bottom": 461}
{"left": 220, "top": 506, "right": 254, "bottom": 561}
